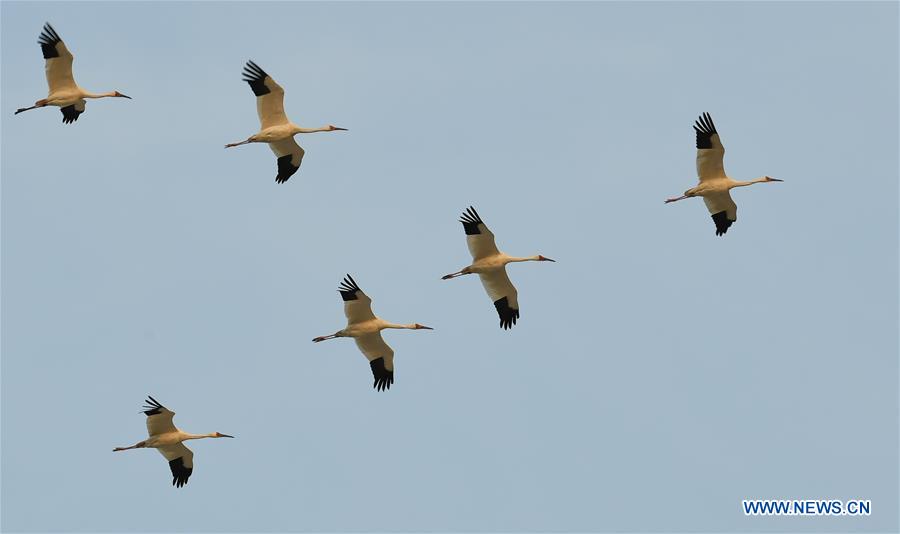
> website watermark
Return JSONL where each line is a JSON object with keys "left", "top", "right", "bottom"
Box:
{"left": 743, "top": 499, "right": 871, "bottom": 516}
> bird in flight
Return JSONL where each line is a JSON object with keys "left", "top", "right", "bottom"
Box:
{"left": 442, "top": 207, "right": 555, "bottom": 330}
{"left": 14, "top": 23, "right": 131, "bottom": 124}
{"left": 225, "top": 60, "right": 347, "bottom": 184}
{"left": 312, "top": 275, "right": 433, "bottom": 391}
{"left": 113, "top": 397, "right": 233, "bottom": 488}
{"left": 665, "top": 112, "right": 783, "bottom": 236}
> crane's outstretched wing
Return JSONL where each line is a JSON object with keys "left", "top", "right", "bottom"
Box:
{"left": 339, "top": 275, "right": 376, "bottom": 325}
{"left": 354, "top": 332, "right": 395, "bottom": 391}
{"left": 703, "top": 191, "right": 737, "bottom": 236}
{"left": 478, "top": 268, "right": 519, "bottom": 330}
{"left": 459, "top": 206, "right": 500, "bottom": 260}
{"left": 38, "top": 23, "right": 77, "bottom": 94}
{"left": 242, "top": 60, "right": 289, "bottom": 130}
{"left": 694, "top": 112, "right": 726, "bottom": 182}
{"left": 143, "top": 396, "right": 177, "bottom": 437}
{"left": 157, "top": 442, "right": 194, "bottom": 488}
{"left": 269, "top": 138, "right": 305, "bottom": 184}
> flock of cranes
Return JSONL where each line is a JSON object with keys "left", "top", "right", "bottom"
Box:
{"left": 15, "top": 22, "right": 784, "bottom": 487}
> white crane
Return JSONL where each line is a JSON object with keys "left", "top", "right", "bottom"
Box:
{"left": 441, "top": 207, "right": 555, "bottom": 330}
{"left": 665, "top": 112, "right": 783, "bottom": 236}
{"left": 113, "top": 397, "right": 233, "bottom": 488}
{"left": 225, "top": 60, "right": 347, "bottom": 184}
{"left": 312, "top": 275, "right": 433, "bottom": 391}
{"left": 14, "top": 23, "right": 130, "bottom": 124}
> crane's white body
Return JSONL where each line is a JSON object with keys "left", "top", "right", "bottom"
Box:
{"left": 442, "top": 207, "right": 554, "bottom": 330}
{"left": 225, "top": 60, "right": 346, "bottom": 183}
{"left": 665, "top": 113, "right": 782, "bottom": 236}
{"left": 113, "top": 397, "right": 233, "bottom": 488}
{"left": 15, "top": 23, "right": 130, "bottom": 124}
{"left": 313, "top": 275, "right": 432, "bottom": 391}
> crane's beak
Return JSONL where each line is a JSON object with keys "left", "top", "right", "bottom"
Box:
{"left": 415, "top": 324, "right": 434, "bottom": 330}
{"left": 219, "top": 433, "right": 235, "bottom": 438}
{"left": 115, "top": 92, "right": 132, "bottom": 99}
{"left": 539, "top": 255, "right": 556, "bottom": 262}
{"left": 767, "top": 176, "right": 783, "bottom": 182}
{"left": 332, "top": 126, "right": 348, "bottom": 131}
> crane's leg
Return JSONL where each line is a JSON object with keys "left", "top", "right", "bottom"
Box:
{"left": 224, "top": 138, "right": 252, "bottom": 148}
{"left": 441, "top": 271, "right": 466, "bottom": 280}
{"left": 664, "top": 195, "right": 688, "bottom": 204}
{"left": 14, "top": 99, "right": 48, "bottom": 115}
{"left": 312, "top": 334, "right": 338, "bottom": 343}
{"left": 113, "top": 440, "right": 147, "bottom": 452}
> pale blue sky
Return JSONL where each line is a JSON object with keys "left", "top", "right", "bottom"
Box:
{"left": 1, "top": 1, "right": 897, "bottom": 532}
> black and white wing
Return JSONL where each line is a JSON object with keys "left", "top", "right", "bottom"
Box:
{"left": 703, "top": 192, "right": 737, "bottom": 236}
{"left": 38, "top": 23, "right": 77, "bottom": 95}
{"left": 355, "top": 333, "right": 395, "bottom": 391}
{"left": 60, "top": 99, "right": 85, "bottom": 124}
{"left": 479, "top": 268, "right": 519, "bottom": 330}
{"left": 339, "top": 275, "right": 376, "bottom": 325}
{"left": 157, "top": 443, "right": 194, "bottom": 488}
{"left": 242, "top": 60, "right": 289, "bottom": 130}
{"left": 694, "top": 112, "right": 726, "bottom": 181}
{"left": 269, "top": 138, "right": 305, "bottom": 184}
{"left": 459, "top": 206, "right": 500, "bottom": 260}
{"left": 142, "top": 396, "right": 177, "bottom": 437}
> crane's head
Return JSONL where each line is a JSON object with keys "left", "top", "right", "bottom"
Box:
{"left": 413, "top": 323, "right": 434, "bottom": 330}
{"left": 113, "top": 91, "right": 132, "bottom": 99}
{"left": 328, "top": 125, "right": 348, "bottom": 131}
{"left": 214, "top": 432, "right": 235, "bottom": 438}
{"left": 537, "top": 255, "right": 556, "bottom": 262}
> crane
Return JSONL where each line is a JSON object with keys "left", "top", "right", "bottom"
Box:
{"left": 225, "top": 60, "right": 347, "bottom": 183}
{"left": 441, "top": 207, "right": 555, "bottom": 330}
{"left": 312, "top": 275, "right": 433, "bottom": 391}
{"left": 14, "top": 23, "right": 130, "bottom": 124}
{"left": 665, "top": 112, "right": 783, "bottom": 236}
{"left": 113, "top": 396, "right": 233, "bottom": 488}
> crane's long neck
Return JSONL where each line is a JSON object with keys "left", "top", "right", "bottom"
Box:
{"left": 729, "top": 176, "right": 769, "bottom": 189}
{"left": 505, "top": 255, "right": 542, "bottom": 264}
{"left": 182, "top": 432, "right": 217, "bottom": 441}
{"left": 381, "top": 322, "right": 417, "bottom": 330}
{"left": 294, "top": 125, "right": 333, "bottom": 134}
{"left": 83, "top": 91, "right": 118, "bottom": 99}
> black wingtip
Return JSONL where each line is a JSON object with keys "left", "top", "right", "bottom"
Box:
{"left": 168, "top": 457, "right": 192, "bottom": 488}
{"left": 241, "top": 60, "right": 271, "bottom": 96}
{"left": 38, "top": 22, "right": 62, "bottom": 58}
{"left": 59, "top": 104, "right": 82, "bottom": 124}
{"left": 275, "top": 154, "right": 299, "bottom": 183}
{"left": 494, "top": 297, "right": 519, "bottom": 330}
{"left": 142, "top": 396, "right": 164, "bottom": 415}
{"left": 339, "top": 274, "right": 360, "bottom": 290}
{"left": 338, "top": 274, "right": 362, "bottom": 301}
{"left": 370, "top": 358, "right": 394, "bottom": 391}
{"left": 459, "top": 206, "right": 485, "bottom": 235}
{"left": 711, "top": 211, "right": 734, "bottom": 236}
{"left": 694, "top": 112, "right": 718, "bottom": 149}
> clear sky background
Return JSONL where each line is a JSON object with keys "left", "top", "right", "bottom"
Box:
{"left": 1, "top": 1, "right": 897, "bottom": 532}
